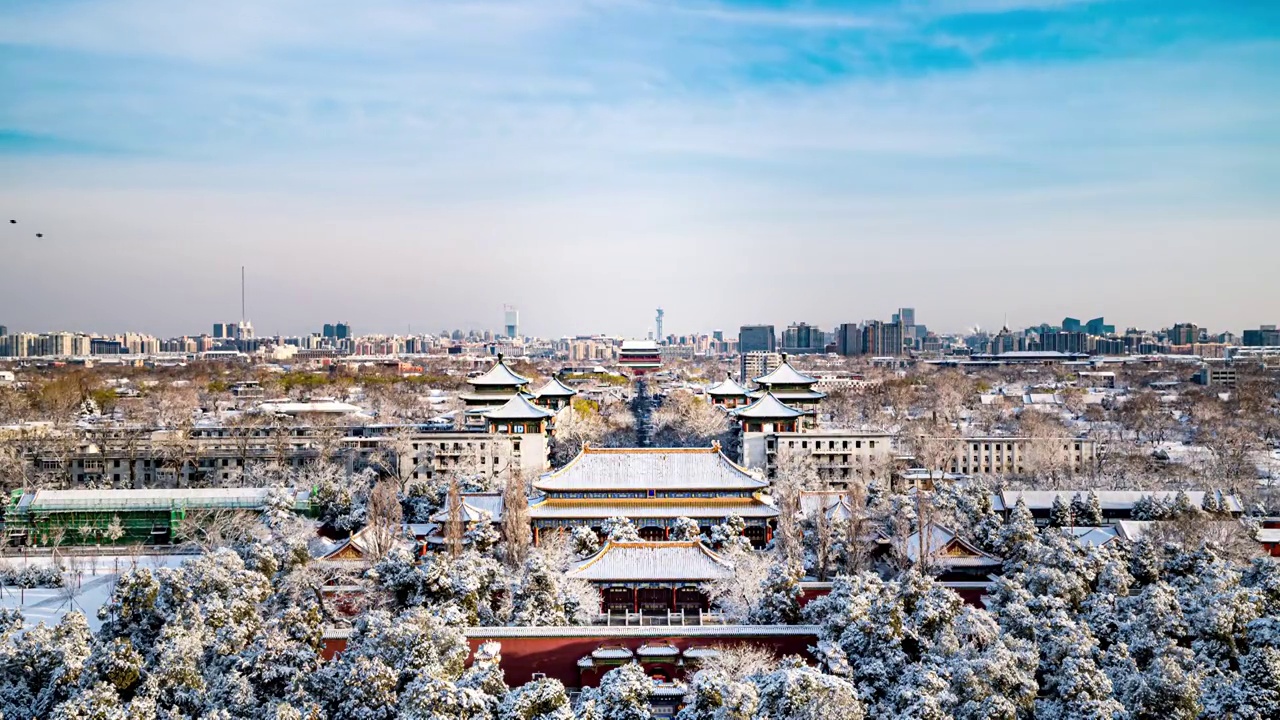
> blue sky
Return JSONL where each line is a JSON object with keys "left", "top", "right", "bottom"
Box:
{"left": 1, "top": 0, "right": 1278, "bottom": 338}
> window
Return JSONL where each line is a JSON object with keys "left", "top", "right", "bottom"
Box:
{"left": 856, "top": 441, "right": 862, "bottom": 449}
{"left": 869, "top": 441, "right": 876, "bottom": 449}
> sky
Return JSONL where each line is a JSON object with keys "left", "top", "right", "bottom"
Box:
{"left": 1, "top": 0, "right": 1278, "bottom": 340}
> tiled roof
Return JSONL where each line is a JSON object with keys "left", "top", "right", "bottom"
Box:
{"left": 469, "top": 357, "right": 531, "bottom": 387}
{"left": 732, "top": 392, "right": 806, "bottom": 420}
{"left": 752, "top": 361, "right": 818, "bottom": 386}
{"left": 482, "top": 394, "right": 555, "bottom": 421}
{"left": 706, "top": 375, "right": 749, "bottom": 397}
{"left": 1001, "top": 490, "right": 1243, "bottom": 514}
{"left": 568, "top": 541, "right": 735, "bottom": 582}
{"left": 535, "top": 446, "right": 766, "bottom": 492}
{"left": 429, "top": 493, "right": 505, "bottom": 523}
{"left": 534, "top": 376, "right": 577, "bottom": 398}
{"left": 903, "top": 526, "right": 1001, "bottom": 568}
{"left": 529, "top": 499, "right": 778, "bottom": 520}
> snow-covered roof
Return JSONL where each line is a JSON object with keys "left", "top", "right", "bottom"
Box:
{"left": 533, "top": 376, "right": 577, "bottom": 398}
{"left": 903, "top": 526, "right": 1001, "bottom": 568}
{"left": 1001, "top": 490, "right": 1243, "bottom": 514}
{"left": 482, "top": 394, "right": 555, "bottom": 421}
{"left": 257, "top": 399, "right": 363, "bottom": 415}
{"left": 568, "top": 541, "right": 735, "bottom": 582}
{"left": 429, "top": 493, "right": 505, "bottom": 523}
{"left": 529, "top": 499, "right": 778, "bottom": 520}
{"left": 680, "top": 647, "right": 721, "bottom": 659}
{"left": 469, "top": 356, "right": 531, "bottom": 388}
{"left": 1063, "top": 526, "right": 1122, "bottom": 547}
{"left": 752, "top": 360, "right": 819, "bottom": 387}
{"left": 591, "top": 646, "right": 635, "bottom": 660}
{"left": 1256, "top": 528, "right": 1280, "bottom": 544}
{"left": 637, "top": 643, "right": 681, "bottom": 657}
{"left": 799, "top": 493, "right": 853, "bottom": 522}
{"left": 535, "top": 446, "right": 766, "bottom": 492}
{"left": 706, "top": 375, "right": 749, "bottom": 397}
{"left": 14, "top": 487, "right": 309, "bottom": 513}
{"left": 746, "top": 388, "right": 827, "bottom": 402}
{"left": 732, "top": 392, "right": 806, "bottom": 420}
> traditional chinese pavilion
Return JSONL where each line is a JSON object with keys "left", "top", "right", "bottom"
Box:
{"left": 731, "top": 391, "right": 807, "bottom": 433}
{"left": 567, "top": 540, "right": 735, "bottom": 613}
{"left": 461, "top": 354, "right": 532, "bottom": 425}
{"left": 528, "top": 446, "right": 777, "bottom": 547}
{"left": 482, "top": 394, "right": 555, "bottom": 435}
{"left": 749, "top": 355, "right": 825, "bottom": 419}
{"left": 532, "top": 375, "right": 577, "bottom": 411}
{"left": 705, "top": 373, "right": 750, "bottom": 409}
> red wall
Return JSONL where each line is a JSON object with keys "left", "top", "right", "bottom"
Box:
{"left": 321, "top": 631, "right": 818, "bottom": 688}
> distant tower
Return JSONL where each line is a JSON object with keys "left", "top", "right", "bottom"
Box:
{"left": 504, "top": 305, "right": 519, "bottom": 339}
{"left": 655, "top": 308, "right": 664, "bottom": 343}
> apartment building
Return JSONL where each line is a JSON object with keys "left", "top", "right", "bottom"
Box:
{"left": 742, "top": 429, "right": 896, "bottom": 486}
{"left": 933, "top": 436, "right": 1101, "bottom": 476}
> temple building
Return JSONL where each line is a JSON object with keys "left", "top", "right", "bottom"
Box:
{"left": 482, "top": 394, "right": 556, "bottom": 435}
{"left": 461, "top": 354, "right": 532, "bottom": 426}
{"left": 528, "top": 446, "right": 778, "bottom": 547}
{"left": 704, "top": 374, "right": 750, "bottom": 409}
{"left": 532, "top": 375, "right": 578, "bottom": 411}
{"left": 567, "top": 540, "right": 735, "bottom": 614}
{"left": 619, "top": 340, "right": 662, "bottom": 375}
{"left": 732, "top": 392, "right": 806, "bottom": 436}
{"left": 748, "top": 355, "right": 826, "bottom": 420}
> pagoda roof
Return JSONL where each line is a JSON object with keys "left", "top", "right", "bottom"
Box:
{"left": 469, "top": 355, "right": 531, "bottom": 388}
{"left": 568, "top": 541, "right": 735, "bottom": 582}
{"left": 482, "top": 394, "right": 555, "bottom": 421}
{"left": 534, "top": 376, "right": 577, "bottom": 398}
{"left": 534, "top": 446, "right": 766, "bottom": 492}
{"left": 746, "top": 388, "right": 826, "bottom": 402}
{"left": 752, "top": 359, "right": 818, "bottom": 386}
{"left": 706, "top": 374, "right": 749, "bottom": 397}
{"left": 732, "top": 392, "right": 806, "bottom": 419}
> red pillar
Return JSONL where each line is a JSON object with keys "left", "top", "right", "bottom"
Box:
{"left": 633, "top": 587, "right": 639, "bottom": 614}
{"left": 671, "top": 586, "right": 677, "bottom": 612}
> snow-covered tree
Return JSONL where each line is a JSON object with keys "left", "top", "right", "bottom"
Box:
{"left": 676, "top": 668, "right": 757, "bottom": 720}
{"left": 601, "top": 517, "right": 641, "bottom": 543}
{"left": 571, "top": 526, "right": 601, "bottom": 557}
{"left": 579, "top": 663, "right": 653, "bottom": 720}
{"left": 670, "top": 517, "right": 702, "bottom": 542}
{"left": 748, "top": 561, "right": 804, "bottom": 625}
{"left": 501, "top": 678, "right": 574, "bottom": 720}
{"left": 1050, "top": 494, "right": 1075, "bottom": 527}
{"left": 753, "top": 657, "right": 864, "bottom": 720}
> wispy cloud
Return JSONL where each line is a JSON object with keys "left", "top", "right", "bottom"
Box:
{"left": 1, "top": 0, "right": 1277, "bottom": 336}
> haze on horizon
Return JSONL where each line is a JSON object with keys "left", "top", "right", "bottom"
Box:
{"left": 1, "top": 0, "right": 1278, "bottom": 340}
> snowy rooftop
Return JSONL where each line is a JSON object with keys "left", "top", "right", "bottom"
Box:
{"left": 568, "top": 541, "right": 736, "bottom": 582}
{"left": 752, "top": 360, "right": 819, "bottom": 387}
{"left": 535, "top": 446, "right": 766, "bottom": 492}
{"left": 705, "top": 375, "right": 749, "bottom": 397}
{"left": 256, "top": 399, "right": 363, "bottom": 415}
{"left": 429, "top": 493, "right": 505, "bottom": 523}
{"left": 902, "top": 526, "right": 1001, "bottom": 567}
{"left": 732, "top": 392, "right": 806, "bottom": 420}
{"left": 1001, "top": 490, "right": 1243, "bottom": 514}
{"left": 533, "top": 376, "right": 577, "bottom": 398}
{"left": 469, "top": 357, "right": 531, "bottom": 388}
{"left": 12, "top": 487, "right": 309, "bottom": 513}
{"left": 481, "top": 394, "right": 555, "bottom": 421}
{"left": 528, "top": 499, "right": 778, "bottom": 520}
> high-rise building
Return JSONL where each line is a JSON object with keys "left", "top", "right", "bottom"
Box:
{"left": 897, "top": 308, "right": 915, "bottom": 328}
{"left": 1039, "top": 331, "right": 1088, "bottom": 354}
{"left": 1169, "top": 323, "right": 1199, "bottom": 346}
{"left": 782, "top": 323, "right": 824, "bottom": 354}
{"left": 738, "top": 325, "right": 776, "bottom": 354}
{"left": 504, "top": 305, "right": 519, "bottom": 339}
{"left": 322, "top": 323, "right": 352, "bottom": 340}
{"left": 655, "top": 308, "right": 664, "bottom": 344}
{"left": 835, "top": 323, "right": 863, "bottom": 356}
{"left": 0, "top": 325, "right": 6, "bottom": 337}
{"left": 1243, "top": 325, "right": 1280, "bottom": 347}
{"left": 1062, "top": 317, "right": 1083, "bottom": 333}
{"left": 213, "top": 323, "right": 233, "bottom": 338}
{"left": 1085, "top": 317, "right": 1115, "bottom": 335}
{"left": 862, "top": 320, "right": 905, "bottom": 357}
{"left": 740, "top": 351, "right": 781, "bottom": 383}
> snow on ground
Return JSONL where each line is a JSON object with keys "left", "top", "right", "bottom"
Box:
{"left": 0, "top": 553, "right": 196, "bottom": 632}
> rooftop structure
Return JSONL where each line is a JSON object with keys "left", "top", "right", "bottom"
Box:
{"left": 531, "top": 375, "right": 577, "bottom": 410}
{"left": 619, "top": 340, "right": 661, "bottom": 375}
{"left": 705, "top": 373, "right": 750, "bottom": 409}
{"left": 568, "top": 540, "right": 735, "bottom": 614}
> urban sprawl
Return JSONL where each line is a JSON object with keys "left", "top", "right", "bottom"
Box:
{"left": 2, "top": 307, "right": 1280, "bottom": 720}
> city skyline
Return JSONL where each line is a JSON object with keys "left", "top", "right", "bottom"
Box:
{"left": 3, "top": 0, "right": 1279, "bottom": 337}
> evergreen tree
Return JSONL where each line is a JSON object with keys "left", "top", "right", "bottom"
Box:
{"left": 1051, "top": 494, "right": 1075, "bottom": 527}
{"left": 670, "top": 517, "right": 702, "bottom": 542}
{"left": 749, "top": 561, "right": 804, "bottom": 625}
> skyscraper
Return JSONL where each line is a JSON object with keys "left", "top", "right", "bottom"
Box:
{"left": 836, "top": 323, "right": 863, "bottom": 356}
{"left": 782, "top": 323, "right": 824, "bottom": 354}
{"left": 655, "top": 308, "right": 664, "bottom": 343}
{"left": 738, "top": 325, "right": 776, "bottom": 353}
{"left": 897, "top": 308, "right": 915, "bottom": 327}
{"left": 504, "top": 305, "right": 519, "bottom": 338}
